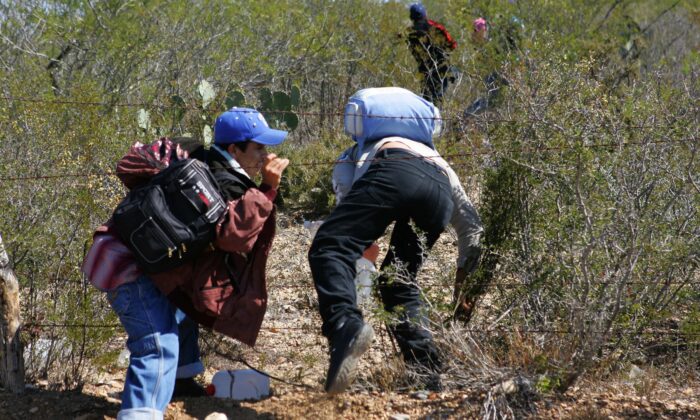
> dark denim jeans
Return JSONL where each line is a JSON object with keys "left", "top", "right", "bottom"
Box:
{"left": 309, "top": 148, "right": 453, "bottom": 368}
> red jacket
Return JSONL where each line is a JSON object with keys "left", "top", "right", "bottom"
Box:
{"left": 150, "top": 187, "right": 276, "bottom": 347}
{"left": 84, "top": 139, "right": 276, "bottom": 346}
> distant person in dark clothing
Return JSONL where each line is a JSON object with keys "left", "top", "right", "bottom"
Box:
{"left": 405, "top": 3, "right": 457, "bottom": 104}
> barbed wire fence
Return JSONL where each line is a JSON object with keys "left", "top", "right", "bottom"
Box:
{"left": 1, "top": 93, "right": 698, "bottom": 393}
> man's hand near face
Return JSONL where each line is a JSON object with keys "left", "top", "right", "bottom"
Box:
{"left": 261, "top": 153, "right": 290, "bottom": 190}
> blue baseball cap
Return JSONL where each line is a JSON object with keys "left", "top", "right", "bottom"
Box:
{"left": 409, "top": 3, "right": 427, "bottom": 20}
{"left": 213, "top": 107, "right": 287, "bottom": 146}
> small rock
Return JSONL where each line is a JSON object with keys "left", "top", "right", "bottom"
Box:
{"left": 117, "top": 349, "right": 130, "bottom": 368}
{"left": 390, "top": 414, "right": 410, "bottom": 420}
{"left": 491, "top": 379, "right": 517, "bottom": 395}
{"left": 628, "top": 365, "right": 644, "bottom": 381}
{"left": 412, "top": 391, "right": 429, "bottom": 400}
{"left": 204, "top": 413, "right": 228, "bottom": 420}
{"left": 106, "top": 396, "right": 121, "bottom": 405}
{"left": 490, "top": 376, "right": 533, "bottom": 396}
{"left": 29, "top": 407, "right": 39, "bottom": 414}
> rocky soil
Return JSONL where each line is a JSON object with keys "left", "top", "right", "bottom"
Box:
{"left": 1, "top": 219, "right": 698, "bottom": 419}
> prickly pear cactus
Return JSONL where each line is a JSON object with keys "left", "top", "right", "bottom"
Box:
{"left": 258, "top": 87, "right": 300, "bottom": 130}
{"left": 225, "top": 90, "right": 246, "bottom": 109}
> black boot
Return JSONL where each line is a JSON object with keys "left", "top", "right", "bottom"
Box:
{"left": 325, "top": 318, "right": 375, "bottom": 394}
{"left": 391, "top": 321, "right": 443, "bottom": 391}
{"left": 172, "top": 377, "right": 208, "bottom": 398}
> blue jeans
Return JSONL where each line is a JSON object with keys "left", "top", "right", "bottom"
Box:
{"left": 107, "top": 276, "right": 204, "bottom": 420}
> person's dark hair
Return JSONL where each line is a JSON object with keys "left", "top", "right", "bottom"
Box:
{"left": 231, "top": 140, "right": 252, "bottom": 153}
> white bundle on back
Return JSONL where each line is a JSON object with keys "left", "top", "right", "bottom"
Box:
{"left": 343, "top": 87, "right": 442, "bottom": 150}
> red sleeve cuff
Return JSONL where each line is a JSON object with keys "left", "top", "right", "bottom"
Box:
{"left": 259, "top": 183, "right": 278, "bottom": 202}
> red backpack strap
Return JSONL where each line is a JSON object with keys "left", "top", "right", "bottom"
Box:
{"left": 428, "top": 20, "right": 457, "bottom": 50}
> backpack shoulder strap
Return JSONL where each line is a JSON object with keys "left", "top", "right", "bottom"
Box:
{"left": 428, "top": 20, "right": 457, "bottom": 50}
{"left": 211, "top": 168, "right": 253, "bottom": 202}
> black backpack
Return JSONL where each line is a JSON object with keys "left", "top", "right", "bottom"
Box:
{"left": 113, "top": 158, "right": 227, "bottom": 273}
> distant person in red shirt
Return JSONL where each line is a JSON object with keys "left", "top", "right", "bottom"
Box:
{"left": 405, "top": 3, "right": 457, "bottom": 104}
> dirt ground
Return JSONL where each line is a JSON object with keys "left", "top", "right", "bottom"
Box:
{"left": 1, "top": 219, "right": 698, "bottom": 419}
{"left": 2, "top": 366, "right": 698, "bottom": 419}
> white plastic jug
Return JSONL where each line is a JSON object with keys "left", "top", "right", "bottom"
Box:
{"left": 355, "top": 257, "right": 376, "bottom": 305}
{"left": 304, "top": 220, "right": 378, "bottom": 305}
{"left": 206, "top": 369, "right": 270, "bottom": 401}
{"left": 303, "top": 220, "right": 324, "bottom": 238}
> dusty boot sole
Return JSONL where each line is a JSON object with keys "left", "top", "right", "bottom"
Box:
{"left": 325, "top": 324, "right": 375, "bottom": 395}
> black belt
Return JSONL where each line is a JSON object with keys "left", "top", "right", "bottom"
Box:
{"left": 376, "top": 147, "right": 422, "bottom": 159}
{"left": 376, "top": 148, "right": 448, "bottom": 177}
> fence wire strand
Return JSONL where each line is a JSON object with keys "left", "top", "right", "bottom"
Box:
{"left": 0, "top": 137, "right": 693, "bottom": 183}
{"left": 6, "top": 95, "right": 698, "bottom": 380}
{"left": 21, "top": 322, "right": 700, "bottom": 337}
{"left": 0, "top": 94, "right": 689, "bottom": 126}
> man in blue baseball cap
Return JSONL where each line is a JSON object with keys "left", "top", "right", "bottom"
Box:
{"left": 82, "top": 107, "right": 290, "bottom": 419}
{"left": 212, "top": 107, "right": 289, "bottom": 194}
